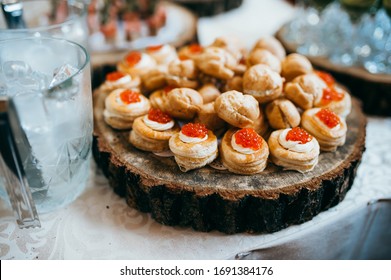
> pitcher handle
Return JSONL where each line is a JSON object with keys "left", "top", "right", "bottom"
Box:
{"left": 0, "top": 97, "right": 40, "bottom": 228}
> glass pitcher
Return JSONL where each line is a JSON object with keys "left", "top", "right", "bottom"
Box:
{"left": 0, "top": 36, "right": 93, "bottom": 228}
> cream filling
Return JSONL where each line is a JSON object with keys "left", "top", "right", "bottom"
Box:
{"left": 134, "top": 53, "right": 156, "bottom": 69}
{"left": 231, "top": 132, "right": 257, "bottom": 154}
{"left": 149, "top": 45, "right": 177, "bottom": 64}
{"left": 179, "top": 131, "right": 208, "bottom": 143}
{"left": 103, "top": 109, "right": 125, "bottom": 119}
{"left": 278, "top": 128, "right": 315, "bottom": 153}
{"left": 104, "top": 75, "right": 132, "bottom": 87}
{"left": 143, "top": 115, "right": 174, "bottom": 131}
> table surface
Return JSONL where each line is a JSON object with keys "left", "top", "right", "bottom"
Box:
{"left": 1, "top": 0, "right": 391, "bottom": 260}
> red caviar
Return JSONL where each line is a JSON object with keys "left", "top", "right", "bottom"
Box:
{"left": 146, "top": 44, "right": 164, "bottom": 52}
{"left": 188, "top": 43, "right": 203, "bottom": 53}
{"left": 106, "top": 71, "right": 126, "bottom": 82}
{"left": 316, "top": 108, "right": 340, "bottom": 128}
{"left": 119, "top": 89, "right": 141, "bottom": 104}
{"left": 321, "top": 87, "right": 344, "bottom": 105}
{"left": 315, "top": 70, "right": 335, "bottom": 87}
{"left": 163, "top": 85, "right": 176, "bottom": 95}
{"left": 147, "top": 108, "right": 172, "bottom": 124}
{"left": 125, "top": 51, "right": 142, "bottom": 67}
{"left": 234, "top": 128, "right": 263, "bottom": 151}
{"left": 286, "top": 127, "right": 313, "bottom": 144}
{"left": 178, "top": 54, "right": 190, "bottom": 60}
{"left": 181, "top": 123, "right": 208, "bottom": 138}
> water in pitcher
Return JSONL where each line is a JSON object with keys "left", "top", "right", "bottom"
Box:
{"left": 0, "top": 40, "right": 92, "bottom": 213}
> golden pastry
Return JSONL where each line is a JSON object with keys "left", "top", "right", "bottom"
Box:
{"left": 209, "top": 36, "right": 247, "bottom": 74}
{"left": 220, "top": 128, "right": 269, "bottom": 175}
{"left": 242, "top": 64, "right": 283, "bottom": 104}
{"left": 198, "top": 83, "right": 221, "bottom": 104}
{"left": 281, "top": 53, "right": 313, "bottom": 82}
{"left": 169, "top": 123, "right": 218, "bottom": 172}
{"left": 317, "top": 84, "right": 352, "bottom": 118}
{"left": 165, "top": 88, "right": 203, "bottom": 120}
{"left": 104, "top": 88, "right": 150, "bottom": 130}
{"left": 117, "top": 51, "right": 157, "bottom": 77}
{"left": 148, "top": 86, "right": 173, "bottom": 112}
{"left": 246, "top": 48, "right": 281, "bottom": 73}
{"left": 177, "top": 43, "right": 204, "bottom": 61}
{"left": 140, "top": 69, "right": 167, "bottom": 93}
{"left": 194, "top": 102, "right": 227, "bottom": 134}
{"left": 99, "top": 71, "right": 141, "bottom": 93}
{"left": 249, "top": 106, "right": 270, "bottom": 139}
{"left": 129, "top": 108, "right": 180, "bottom": 153}
{"left": 251, "top": 36, "right": 286, "bottom": 61}
{"left": 196, "top": 46, "right": 237, "bottom": 80}
{"left": 301, "top": 108, "right": 347, "bottom": 152}
{"left": 214, "top": 90, "right": 260, "bottom": 128}
{"left": 224, "top": 76, "right": 243, "bottom": 92}
{"left": 166, "top": 58, "right": 199, "bottom": 89}
{"left": 284, "top": 73, "right": 327, "bottom": 110}
{"left": 209, "top": 36, "right": 245, "bottom": 62}
{"left": 265, "top": 98, "right": 301, "bottom": 130}
{"left": 268, "top": 127, "right": 320, "bottom": 173}
{"left": 145, "top": 44, "right": 178, "bottom": 65}
{"left": 314, "top": 71, "right": 352, "bottom": 118}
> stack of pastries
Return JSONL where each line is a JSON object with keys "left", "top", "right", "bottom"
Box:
{"left": 99, "top": 38, "right": 352, "bottom": 174}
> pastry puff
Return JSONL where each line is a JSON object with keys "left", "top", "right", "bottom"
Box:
{"left": 194, "top": 102, "right": 227, "bottom": 134}
{"left": 316, "top": 84, "right": 352, "bottom": 118}
{"left": 145, "top": 44, "right": 177, "bottom": 65}
{"left": 265, "top": 98, "right": 301, "bottom": 130}
{"left": 209, "top": 36, "right": 247, "bottom": 74}
{"left": 214, "top": 90, "right": 260, "bottom": 128}
{"left": 140, "top": 69, "right": 167, "bottom": 93}
{"left": 301, "top": 108, "right": 347, "bottom": 152}
{"left": 246, "top": 49, "right": 281, "bottom": 73}
{"left": 196, "top": 46, "right": 237, "bottom": 80}
{"left": 177, "top": 43, "right": 204, "bottom": 61}
{"left": 117, "top": 51, "right": 157, "bottom": 77}
{"left": 281, "top": 53, "right": 313, "bottom": 82}
{"left": 284, "top": 73, "right": 327, "bottom": 110}
{"left": 198, "top": 83, "right": 221, "bottom": 104}
{"left": 149, "top": 86, "right": 171, "bottom": 112}
{"left": 104, "top": 88, "right": 150, "bottom": 130}
{"left": 129, "top": 112, "right": 180, "bottom": 153}
{"left": 268, "top": 128, "right": 320, "bottom": 173}
{"left": 169, "top": 124, "right": 218, "bottom": 172}
{"left": 251, "top": 36, "right": 286, "bottom": 61}
{"left": 100, "top": 71, "right": 141, "bottom": 93}
{"left": 165, "top": 88, "right": 203, "bottom": 120}
{"left": 166, "top": 58, "right": 199, "bottom": 89}
{"left": 242, "top": 64, "right": 283, "bottom": 104}
{"left": 220, "top": 128, "right": 269, "bottom": 175}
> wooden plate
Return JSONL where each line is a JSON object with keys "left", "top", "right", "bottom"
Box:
{"left": 92, "top": 90, "right": 366, "bottom": 234}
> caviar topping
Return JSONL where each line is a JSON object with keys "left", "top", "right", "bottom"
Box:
{"left": 181, "top": 123, "right": 208, "bottom": 138}
{"left": 106, "top": 71, "right": 126, "bottom": 82}
{"left": 188, "top": 43, "right": 203, "bottom": 54}
{"left": 125, "top": 51, "right": 142, "bottom": 67}
{"left": 321, "top": 87, "right": 344, "bottom": 105}
{"left": 286, "top": 127, "right": 313, "bottom": 144}
{"left": 146, "top": 44, "right": 164, "bottom": 52}
{"left": 316, "top": 108, "right": 340, "bottom": 128}
{"left": 119, "top": 89, "right": 141, "bottom": 104}
{"left": 147, "top": 108, "right": 172, "bottom": 124}
{"left": 234, "top": 128, "right": 263, "bottom": 151}
{"left": 315, "top": 70, "right": 335, "bottom": 87}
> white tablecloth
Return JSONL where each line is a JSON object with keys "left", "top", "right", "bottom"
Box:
{"left": 1, "top": 0, "right": 390, "bottom": 260}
